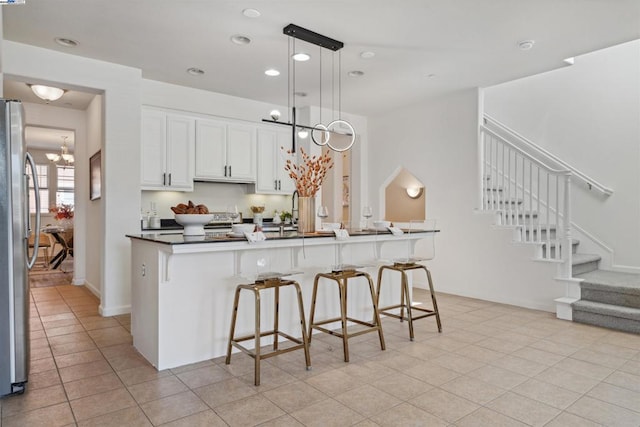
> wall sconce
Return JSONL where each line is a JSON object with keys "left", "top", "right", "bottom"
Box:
{"left": 406, "top": 186, "right": 424, "bottom": 199}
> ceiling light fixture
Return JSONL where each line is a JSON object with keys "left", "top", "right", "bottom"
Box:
{"left": 242, "top": 8, "right": 261, "bottom": 18}
{"left": 230, "top": 35, "right": 251, "bottom": 45}
{"left": 518, "top": 40, "right": 535, "bottom": 50}
{"left": 187, "top": 67, "right": 205, "bottom": 76}
{"left": 262, "top": 24, "right": 356, "bottom": 153}
{"left": 348, "top": 70, "right": 364, "bottom": 77}
{"left": 54, "top": 37, "right": 78, "bottom": 48}
{"left": 46, "top": 136, "right": 74, "bottom": 166}
{"left": 29, "top": 84, "right": 66, "bottom": 102}
{"left": 265, "top": 68, "right": 280, "bottom": 77}
{"left": 360, "top": 51, "right": 375, "bottom": 59}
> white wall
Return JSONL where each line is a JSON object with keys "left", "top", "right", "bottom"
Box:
{"left": 4, "top": 41, "right": 141, "bottom": 316}
{"left": 85, "top": 95, "right": 103, "bottom": 296}
{"left": 368, "top": 89, "right": 561, "bottom": 311}
{"left": 485, "top": 40, "right": 640, "bottom": 271}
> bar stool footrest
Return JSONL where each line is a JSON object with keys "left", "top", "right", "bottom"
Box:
{"left": 230, "top": 330, "right": 307, "bottom": 360}
{"left": 310, "top": 317, "right": 381, "bottom": 339}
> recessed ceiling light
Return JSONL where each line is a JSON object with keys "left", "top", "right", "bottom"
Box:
{"left": 427, "top": 73, "right": 436, "bottom": 78}
{"left": 348, "top": 70, "right": 364, "bottom": 77}
{"left": 242, "top": 8, "right": 261, "bottom": 18}
{"left": 187, "top": 68, "right": 205, "bottom": 76}
{"left": 360, "top": 51, "right": 375, "bottom": 59}
{"left": 294, "top": 91, "right": 307, "bottom": 97}
{"left": 518, "top": 40, "right": 535, "bottom": 50}
{"left": 230, "top": 35, "right": 251, "bottom": 45}
{"left": 292, "top": 53, "right": 310, "bottom": 62}
{"left": 265, "top": 69, "right": 280, "bottom": 77}
{"left": 54, "top": 37, "right": 78, "bottom": 48}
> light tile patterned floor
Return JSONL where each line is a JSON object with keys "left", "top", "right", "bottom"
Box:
{"left": 1, "top": 283, "right": 640, "bottom": 426}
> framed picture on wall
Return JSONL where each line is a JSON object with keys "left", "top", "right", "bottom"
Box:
{"left": 89, "top": 150, "right": 101, "bottom": 201}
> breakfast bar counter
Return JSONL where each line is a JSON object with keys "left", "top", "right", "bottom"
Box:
{"left": 127, "top": 229, "right": 437, "bottom": 370}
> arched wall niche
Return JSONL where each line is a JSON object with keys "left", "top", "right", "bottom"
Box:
{"left": 381, "top": 167, "right": 425, "bottom": 222}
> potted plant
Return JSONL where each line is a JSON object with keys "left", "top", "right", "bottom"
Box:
{"left": 279, "top": 211, "right": 292, "bottom": 224}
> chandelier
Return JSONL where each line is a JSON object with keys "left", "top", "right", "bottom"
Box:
{"left": 46, "top": 136, "right": 75, "bottom": 166}
{"left": 263, "top": 24, "right": 356, "bottom": 153}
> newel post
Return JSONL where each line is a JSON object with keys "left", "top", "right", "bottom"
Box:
{"left": 562, "top": 174, "right": 573, "bottom": 278}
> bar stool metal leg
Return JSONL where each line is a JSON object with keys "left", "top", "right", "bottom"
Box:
{"left": 226, "top": 278, "right": 311, "bottom": 386}
{"left": 376, "top": 263, "right": 442, "bottom": 340}
{"left": 309, "top": 271, "right": 385, "bottom": 362}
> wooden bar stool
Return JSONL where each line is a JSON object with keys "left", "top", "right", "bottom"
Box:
{"left": 308, "top": 266, "right": 385, "bottom": 362}
{"left": 376, "top": 220, "right": 441, "bottom": 341}
{"left": 225, "top": 274, "right": 311, "bottom": 386}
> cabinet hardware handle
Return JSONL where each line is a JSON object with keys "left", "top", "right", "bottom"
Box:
{"left": 278, "top": 180, "right": 281, "bottom": 190}
{"left": 163, "top": 173, "right": 166, "bottom": 186}
{"left": 229, "top": 165, "right": 232, "bottom": 177}
{"left": 168, "top": 173, "right": 172, "bottom": 186}
{"left": 224, "top": 165, "right": 227, "bottom": 177}
{"left": 274, "top": 180, "right": 278, "bottom": 190}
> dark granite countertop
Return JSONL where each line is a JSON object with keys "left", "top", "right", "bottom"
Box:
{"left": 127, "top": 228, "right": 438, "bottom": 245}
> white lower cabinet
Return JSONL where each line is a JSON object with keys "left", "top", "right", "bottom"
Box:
{"left": 255, "top": 127, "right": 296, "bottom": 194}
{"left": 194, "top": 119, "right": 256, "bottom": 182}
{"left": 141, "top": 108, "right": 194, "bottom": 191}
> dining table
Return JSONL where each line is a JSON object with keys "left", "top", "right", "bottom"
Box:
{"left": 41, "top": 226, "right": 72, "bottom": 270}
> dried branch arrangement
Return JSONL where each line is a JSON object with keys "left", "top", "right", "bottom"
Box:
{"left": 283, "top": 146, "right": 334, "bottom": 197}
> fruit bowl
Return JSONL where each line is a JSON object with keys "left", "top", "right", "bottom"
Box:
{"left": 175, "top": 214, "right": 214, "bottom": 236}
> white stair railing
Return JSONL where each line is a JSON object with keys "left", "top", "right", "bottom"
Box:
{"left": 479, "top": 125, "right": 573, "bottom": 276}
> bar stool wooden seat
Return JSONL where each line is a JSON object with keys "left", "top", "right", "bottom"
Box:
{"left": 376, "top": 220, "right": 441, "bottom": 341}
{"left": 225, "top": 273, "right": 311, "bottom": 386}
{"left": 308, "top": 265, "right": 385, "bottom": 362}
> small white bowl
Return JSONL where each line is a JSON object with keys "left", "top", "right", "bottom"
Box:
{"left": 175, "top": 214, "right": 214, "bottom": 236}
{"left": 232, "top": 223, "right": 255, "bottom": 235}
{"left": 373, "top": 220, "right": 391, "bottom": 230}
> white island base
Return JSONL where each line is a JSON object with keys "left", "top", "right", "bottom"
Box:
{"left": 129, "top": 231, "right": 433, "bottom": 370}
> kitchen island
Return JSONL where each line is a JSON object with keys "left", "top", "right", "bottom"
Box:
{"left": 127, "top": 228, "right": 436, "bottom": 370}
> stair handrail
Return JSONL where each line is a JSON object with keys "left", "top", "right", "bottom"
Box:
{"left": 480, "top": 126, "right": 571, "bottom": 176}
{"left": 484, "top": 115, "right": 613, "bottom": 196}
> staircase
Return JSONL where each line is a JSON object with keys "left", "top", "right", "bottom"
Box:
{"left": 480, "top": 116, "right": 640, "bottom": 334}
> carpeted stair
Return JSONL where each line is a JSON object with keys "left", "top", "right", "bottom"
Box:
{"left": 572, "top": 270, "right": 640, "bottom": 334}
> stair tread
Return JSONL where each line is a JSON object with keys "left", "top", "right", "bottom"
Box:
{"left": 572, "top": 300, "right": 640, "bottom": 320}
{"left": 572, "top": 253, "right": 601, "bottom": 265}
{"left": 575, "top": 270, "right": 640, "bottom": 294}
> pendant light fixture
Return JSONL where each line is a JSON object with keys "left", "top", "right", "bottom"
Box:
{"left": 262, "top": 24, "right": 356, "bottom": 153}
{"left": 46, "top": 136, "right": 75, "bottom": 166}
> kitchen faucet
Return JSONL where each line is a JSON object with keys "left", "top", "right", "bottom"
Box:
{"left": 291, "top": 190, "right": 298, "bottom": 224}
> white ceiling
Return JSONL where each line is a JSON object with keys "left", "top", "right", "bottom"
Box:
{"left": 2, "top": 0, "right": 640, "bottom": 118}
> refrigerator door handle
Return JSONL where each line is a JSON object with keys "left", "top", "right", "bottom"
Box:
{"left": 25, "top": 152, "right": 40, "bottom": 269}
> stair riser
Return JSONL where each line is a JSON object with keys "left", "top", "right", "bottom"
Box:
{"left": 581, "top": 288, "right": 640, "bottom": 309}
{"left": 573, "top": 310, "right": 640, "bottom": 334}
{"left": 572, "top": 260, "right": 599, "bottom": 275}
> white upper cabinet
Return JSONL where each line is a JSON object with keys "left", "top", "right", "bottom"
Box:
{"left": 141, "top": 107, "right": 194, "bottom": 191}
{"left": 195, "top": 119, "right": 256, "bottom": 182}
{"left": 255, "top": 127, "right": 296, "bottom": 194}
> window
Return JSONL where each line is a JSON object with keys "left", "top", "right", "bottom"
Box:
{"left": 28, "top": 164, "right": 49, "bottom": 213}
{"left": 56, "top": 165, "right": 74, "bottom": 206}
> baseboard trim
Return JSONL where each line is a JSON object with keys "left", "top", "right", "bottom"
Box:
{"left": 83, "top": 280, "right": 101, "bottom": 299}
{"left": 99, "top": 304, "right": 131, "bottom": 317}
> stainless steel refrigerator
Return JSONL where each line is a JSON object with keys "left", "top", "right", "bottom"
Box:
{"left": 0, "top": 99, "right": 41, "bottom": 396}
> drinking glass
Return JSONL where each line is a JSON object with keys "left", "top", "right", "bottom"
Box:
{"left": 317, "top": 206, "right": 329, "bottom": 227}
{"left": 362, "top": 206, "right": 373, "bottom": 229}
{"left": 226, "top": 205, "right": 239, "bottom": 230}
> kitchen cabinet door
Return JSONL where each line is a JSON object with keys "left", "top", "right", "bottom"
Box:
{"left": 226, "top": 123, "right": 256, "bottom": 181}
{"left": 255, "top": 128, "right": 295, "bottom": 194}
{"left": 141, "top": 108, "right": 194, "bottom": 191}
{"left": 141, "top": 109, "right": 167, "bottom": 189}
{"left": 195, "top": 119, "right": 227, "bottom": 180}
{"left": 165, "top": 115, "right": 194, "bottom": 190}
